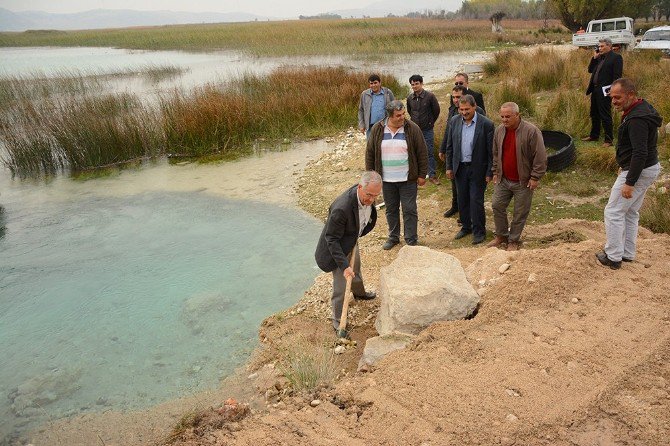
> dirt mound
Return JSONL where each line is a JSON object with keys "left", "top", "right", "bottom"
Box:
{"left": 170, "top": 217, "right": 670, "bottom": 446}
{"left": 26, "top": 130, "right": 670, "bottom": 446}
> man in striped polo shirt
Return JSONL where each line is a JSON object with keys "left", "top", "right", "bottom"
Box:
{"left": 366, "top": 100, "right": 428, "bottom": 250}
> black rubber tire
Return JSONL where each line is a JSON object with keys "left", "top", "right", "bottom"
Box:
{"left": 543, "top": 130, "right": 575, "bottom": 172}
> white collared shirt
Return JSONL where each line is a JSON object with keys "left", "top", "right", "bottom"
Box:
{"left": 357, "top": 192, "right": 372, "bottom": 236}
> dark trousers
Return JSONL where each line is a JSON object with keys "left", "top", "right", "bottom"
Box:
{"left": 454, "top": 163, "right": 487, "bottom": 237}
{"left": 383, "top": 181, "right": 418, "bottom": 244}
{"left": 422, "top": 128, "right": 436, "bottom": 178}
{"left": 331, "top": 245, "right": 365, "bottom": 329}
{"left": 450, "top": 177, "right": 458, "bottom": 209}
{"left": 589, "top": 89, "right": 613, "bottom": 143}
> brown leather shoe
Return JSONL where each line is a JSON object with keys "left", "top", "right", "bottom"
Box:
{"left": 507, "top": 241, "right": 521, "bottom": 251}
{"left": 602, "top": 141, "right": 613, "bottom": 148}
{"left": 581, "top": 136, "right": 598, "bottom": 142}
{"left": 486, "top": 235, "right": 508, "bottom": 248}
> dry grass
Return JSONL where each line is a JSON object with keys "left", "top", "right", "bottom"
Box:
{"left": 640, "top": 181, "right": 670, "bottom": 234}
{"left": 0, "top": 66, "right": 402, "bottom": 176}
{"left": 279, "top": 340, "right": 339, "bottom": 392}
{"left": 0, "top": 18, "right": 569, "bottom": 55}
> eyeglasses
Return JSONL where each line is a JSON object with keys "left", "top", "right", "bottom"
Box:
{"left": 454, "top": 81, "right": 465, "bottom": 86}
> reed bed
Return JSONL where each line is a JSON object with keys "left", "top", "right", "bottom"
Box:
{"left": 0, "top": 64, "right": 185, "bottom": 111}
{"left": 0, "top": 19, "right": 568, "bottom": 55}
{"left": 0, "top": 92, "right": 164, "bottom": 175}
{"left": 160, "top": 67, "right": 404, "bottom": 157}
{"left": 0, "top": 66, "right": 403, "bottom": 176}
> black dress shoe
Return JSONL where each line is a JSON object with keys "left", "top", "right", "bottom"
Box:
{"left": 454, "top": 229, "right": 472, "bottom": 240}
{"left": 382, "top": 239, "right": 399, "bottom": 250}
{"left": 472, "top": 234, "right": 485, "bottom": 245}
{"left": 443, "top": 207, "right": 458, "bottom": 218}
{"left": 622, "top": 257, "right": 633, "bottom": 262}
{"left": 406, "top": 240, "right": 418, "bottom": 246}
{"left": 596, "top": 251, "right": 621, "bottom": 270}
{"left": 354, "top": 291, "right": 376, "bottom": 300}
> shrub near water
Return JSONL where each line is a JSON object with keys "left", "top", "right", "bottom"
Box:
{"left": 161, "top": 67, "right": 404, "bottom": 157}
{"left": 1, "top": 92, "right": 164, "bottom": 175}
{"left": 1, "top": 67, "right": 404, "bottom": 175}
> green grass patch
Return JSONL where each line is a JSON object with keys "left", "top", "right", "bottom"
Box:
{"left": 640, "top": 185, "right": 670, "bottom": 234}
{"left": 279, "top": 341, "right": 338, "bottom": 392}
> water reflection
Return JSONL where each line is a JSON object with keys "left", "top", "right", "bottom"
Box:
{"left": 0, "top": 46, "right": 488, "bottom": 95}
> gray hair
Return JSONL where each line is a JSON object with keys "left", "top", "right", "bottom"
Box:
{"left": 360, "top": 170, "right": 382, "bottom": 187}
{"left": 500, "top": 102, "right": 520, "bottom": 113}
{"left": 599, "top": 37, "right": 613, "bottom": 46}
{"left": 611, "top": 77, "right": 637, "bottom": 95}
{"left": 385, "top": 99, "right": 405, "bottom": 117}
{"left": 459, "top": 94, "right": 476, "bottom": 107}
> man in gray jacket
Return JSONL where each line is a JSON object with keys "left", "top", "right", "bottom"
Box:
{"left": 488, "top": 102, "right": 547, "bottom": 251}
{"left": 358, "top": 74, "right": 395, "bottom": 138}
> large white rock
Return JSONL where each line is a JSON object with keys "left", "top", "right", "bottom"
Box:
{"left": 357, "top": 334, "right": 414, "bottom": 371}
{"left": 375, "top": 246, "right": 479, "bottom": 336}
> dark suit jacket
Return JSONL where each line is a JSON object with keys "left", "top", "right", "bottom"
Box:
{"left": 444, "top": 112, "right": 495, "bottom": 181}
{"left": 439, "top": 104, "right": 485, "bottom": 155}
{"left": 464, "top": 88, "right": 485, "bottom": 114}
{"left": 586, "top": 50, "right": 623, "bottom": 95}
{"left": 314, "top": 184, "right": 377, "bottom": 273}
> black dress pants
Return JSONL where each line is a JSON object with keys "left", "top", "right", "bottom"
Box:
{"left": 589, "top": 88, "right": 613, "bottom": 143}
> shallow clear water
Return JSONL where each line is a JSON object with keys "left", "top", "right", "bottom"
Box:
{"left": 0, "top": 186, "right": 321, "bottom": 440}
{"left": 0, "top": 46, "right": 487, "bottom": 88}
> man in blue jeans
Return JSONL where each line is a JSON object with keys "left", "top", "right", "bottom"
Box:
{"left": 407, "top": 74, "right": 441, "bottom": 184}
{"left": 597, "top": 78, "right": 661, "bottom": 269}
{"left": 358, "top": 74, "right": 395, "bottom": 138}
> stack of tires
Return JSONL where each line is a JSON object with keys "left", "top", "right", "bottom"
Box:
{"left": 543, "top": 130, "right": 575, "bottom": 172}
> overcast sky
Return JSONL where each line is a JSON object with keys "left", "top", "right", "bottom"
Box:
{"left": 0, "top": 0, "right": 371, "bottom": 17}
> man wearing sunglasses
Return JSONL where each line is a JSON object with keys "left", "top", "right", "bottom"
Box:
{"left": 358, "top": 74, "right": 395, "bottom": 138}
{"left": 454, "top": 72, "right": 485, "bottom": 115}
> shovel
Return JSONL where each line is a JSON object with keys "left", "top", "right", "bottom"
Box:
{"left": 336, "top": 244, "right": 357, "bottom": 339}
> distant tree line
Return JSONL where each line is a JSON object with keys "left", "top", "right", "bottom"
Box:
{"left": 298, "top": 13, "right": 342, "bottom": 20}
{"left": 405, "top": 0, "right": 670, "bottom": 32}
{"left": 548, "top": 0, "right": 670, "bottom": 30}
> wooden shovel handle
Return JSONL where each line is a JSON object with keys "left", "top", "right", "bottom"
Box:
{"left": 337, "top": 244, "right": 358, "bottom": 332}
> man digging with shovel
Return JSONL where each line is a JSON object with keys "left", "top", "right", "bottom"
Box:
{"left": 315, "top": 171, "right": 381, "bottom": 338}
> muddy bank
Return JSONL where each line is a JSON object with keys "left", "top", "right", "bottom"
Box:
{"left": 167, "top": 130, "right": 670, "bottom": 445}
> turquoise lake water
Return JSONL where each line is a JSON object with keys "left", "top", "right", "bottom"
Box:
{"left": 0, "top": 187, "right": 321, "bottom": 442}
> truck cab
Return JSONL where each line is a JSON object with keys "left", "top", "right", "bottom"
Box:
{"left": 572, "top": 17, "right": 636, "bottom": 50}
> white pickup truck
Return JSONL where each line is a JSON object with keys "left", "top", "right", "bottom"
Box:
{"left": 572, "top": 17, "right": 636, "bottom": 50}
